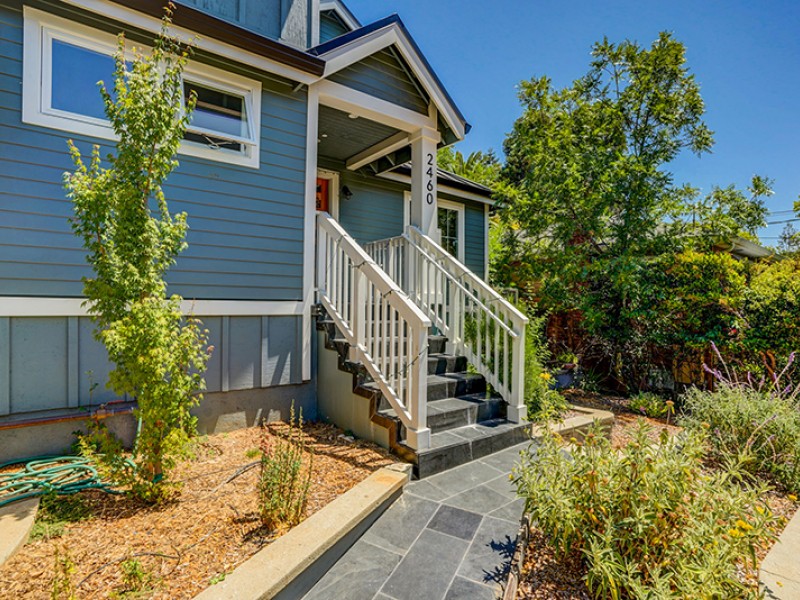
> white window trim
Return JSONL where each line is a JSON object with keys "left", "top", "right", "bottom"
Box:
{"left": 0, "top": 297, "right": 305, "bottom": 317}
{"left": 316, "top": 168, "right": 340, "bottom": 220}
{"left": 22, "top": 7, "right": 262, "bottom": 169}
{"left": 437, "top": 198, "right": 465, "bottom": 263}
{"left": 403, "top": 190, "right": 411, "bottom": 231}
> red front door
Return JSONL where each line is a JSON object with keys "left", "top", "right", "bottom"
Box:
{"left": 316, "top": 177, "right": 330, "bottom": 212}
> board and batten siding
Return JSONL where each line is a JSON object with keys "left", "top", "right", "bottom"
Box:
{"left": 0, "top": 3, "right": 309, "bottom": 415}
{"left": 0, "top": 315, "right": 302, "bottom": 416}
{"left": 178, "top": 0, "right": 310, "bottom": 49}
{"left": 455, "top": 195, "right": 488, "bottom": 280}
{"left": 328, "top": 48, "right": 429, "bottom": 115}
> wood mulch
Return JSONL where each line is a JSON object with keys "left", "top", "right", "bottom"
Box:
{"left": 0, "top": 423, "right": 396, "bottom": 599}
{"left": 516, "top": 390, "right": 799, "bottom": 599}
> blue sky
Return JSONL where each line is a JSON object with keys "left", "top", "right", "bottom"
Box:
{"left": 344, "top": 0, "right": 800, "bottom": 244}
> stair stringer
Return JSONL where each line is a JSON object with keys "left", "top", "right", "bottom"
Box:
{"left": 315, "top": 315, "right": 412, "bottom": 460}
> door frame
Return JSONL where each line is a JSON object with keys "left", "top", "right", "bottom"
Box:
{"left": 316, "top": 168, "right": 340, "bottom": 220}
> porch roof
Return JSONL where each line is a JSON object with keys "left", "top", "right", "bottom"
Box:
{"left": 382, "top": 163, "right": 495, "bottom": 206}
{"left": 310, "top": 15, "right": 470, "bottom": 141}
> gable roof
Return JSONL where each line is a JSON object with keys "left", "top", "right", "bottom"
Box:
{"left": 310, "top": 15, "right": 469, "bottom": 141}
{"left": 319, "top": 0, "right": 361, "bottom": 31}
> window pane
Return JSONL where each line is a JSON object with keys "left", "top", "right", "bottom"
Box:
{"left": 51, "top": 39, "right": 114, "bottom": 120}
{"left": 185, "top": 81, "right": 248, "bottom": 139}
{"left": 438, "top": 207, "right": 459, "bottom": 258}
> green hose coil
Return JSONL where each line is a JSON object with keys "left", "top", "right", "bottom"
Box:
{"left": 0, "top": 455, "right": 124, "bottom": 507}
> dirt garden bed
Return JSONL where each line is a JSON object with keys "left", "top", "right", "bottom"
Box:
{"left": 0, "top": 423, "right": 395, "bottom": 599}
{"left": 515, "top": 391, "right": 800, "bottom": 599}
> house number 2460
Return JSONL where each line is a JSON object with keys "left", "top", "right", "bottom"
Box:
{"left": 425, "top": 153, "right": 435, "bottom": 205}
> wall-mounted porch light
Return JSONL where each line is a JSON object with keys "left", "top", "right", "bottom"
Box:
{"left": 341, "top": 185, "right": 353, "bottom": 200}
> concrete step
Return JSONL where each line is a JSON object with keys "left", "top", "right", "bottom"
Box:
{"left": 380, "top": 393, "right": 506, "bottom": 435}
{"left": 428, "top": 335, "right": 447, "bottom": 354}
{"left": 402, "top": 418, "right": 531, "bottom": 478}
{"left": 427, "top": 354, "right": 467, "bottom": 375}
{"left": 426, "top": 373, "right": 486, "bottom": 401}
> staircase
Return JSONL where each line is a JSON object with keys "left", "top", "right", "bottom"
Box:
{"left": 317, "top": 316, "right": 529, "bottom": 478}
{"left": 315, "top": 211, "right": 529, "bottom": 478}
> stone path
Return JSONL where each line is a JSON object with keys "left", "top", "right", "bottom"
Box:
{"left": 303, "top": 441, "right": 536, "bottom": 600}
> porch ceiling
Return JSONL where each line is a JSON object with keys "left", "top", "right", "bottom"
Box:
{"left": 317, "top": 105, "right": 403, "bottom": 163}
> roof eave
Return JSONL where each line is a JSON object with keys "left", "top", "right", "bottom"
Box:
{"left": 311, "top": 15, "right": 468, "bottom": 140}
{"left": 104, "top": 0, "right": 325, "bottom": 76}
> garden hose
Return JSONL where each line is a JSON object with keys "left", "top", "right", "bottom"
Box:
{"left": 0, "top": 455, "right": 126, "bottom": 508}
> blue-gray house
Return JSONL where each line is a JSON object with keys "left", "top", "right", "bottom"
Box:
{"left": 0, "top": 0, "right": 527, "bottom": 476}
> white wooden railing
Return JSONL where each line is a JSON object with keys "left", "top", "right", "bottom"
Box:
{"left": 316, "top": 213, "right": 432, "bottom": 450}
{"left": 366, "top": 227, "right": 529, "bottom": 422}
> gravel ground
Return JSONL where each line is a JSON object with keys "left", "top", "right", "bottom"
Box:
{"left": 0, "top": 423, "right": 395, "bottom": 599}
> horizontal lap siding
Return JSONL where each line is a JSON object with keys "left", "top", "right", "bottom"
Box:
{"left": 0, "top": 3, "right": 308, "bottom": 301}
{"left": 463, "top": 201, "right": 487, "bottom": 280}
{"left": 319, "top": 11, "right": 349, "bottom": 43}
{"left": 326, "top": 162, "right": 407, "bottom": 245}
{"left": 328, "top": 48, "right": 429, "bottom": 114}
{"left": 0, "top": 314, "right": 302, "bottom": 416}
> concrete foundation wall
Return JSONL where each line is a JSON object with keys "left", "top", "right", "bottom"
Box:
{"left": 316, "top": 331, "right": 389, "bottom": 449}
{"left": 0, "top": 381, "right": 315, "bottom": 463}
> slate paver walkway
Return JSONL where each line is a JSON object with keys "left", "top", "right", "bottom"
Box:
{"left": 303, "top": 441, "right": 537, "bottom": 600}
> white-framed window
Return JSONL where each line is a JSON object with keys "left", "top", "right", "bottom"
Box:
{"left": 22, "top": 7, "right": 262, "bottom": 168}
{"left": 437, "top": 199, "right": 465, "bottom": 263}
{"left": 403, "top": 192, "right": 465, "bottom": 263}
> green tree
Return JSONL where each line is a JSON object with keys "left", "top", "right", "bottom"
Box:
{"left": 437, "top": 146, "right": 500, "bottom": 186}
{"left": 778, "top": 223, "right": 800, "bottom": 255}
{"left": 496, "top": 32, "right": 769, "bottom": 389}
{"left": 65, "top": 14, "right": 209, "bottom": 499}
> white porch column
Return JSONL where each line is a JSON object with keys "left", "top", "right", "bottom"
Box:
{"left": 409, "top": 126, "right": 441, "bottom": 236}
{"left": 301, "top": 83, "right": 320, "bottom": 382}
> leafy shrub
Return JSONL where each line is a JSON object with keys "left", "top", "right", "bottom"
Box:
{"left": 515, "top": 422, "right": 776, "bottom": 599}
{"left": 628, "top": 392, "right": 674, "bottom": 420}
{"left": 523, "top": 315, "right": 568, "bottom": 421}
{"left": 682, "top": 350, "right": 800, "bottom": 492}
{"left": 659, "top": 250, "right": 746, "bottom": 353}
{"left": 50, "top": 545, "right": 77, "bottom": 600}
{"left": 258, "top": 406, "right": 313, "bottom": 531}
{"left": 114, "top": 557, "right": 156, "bottom": 597}
{"left": 742, "top": 257, "right": 800, "bottom": 372}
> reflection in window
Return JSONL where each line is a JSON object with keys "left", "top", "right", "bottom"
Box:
{"left": 50, "top": 39, "right": 114, "bottom": 120}
{"left": 183, "top": 81, "right": 250, "bottom": 153}
{"left": 438, "top": 206, "right": 459, "bottom": 258}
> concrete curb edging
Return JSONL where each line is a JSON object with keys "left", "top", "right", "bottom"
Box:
{"left": 195, "top": 463, "right": 412, "bottom": 600}
{"left": 531, "top": 404, "right": 615, "bottom": 442}
{"left": 761, "top": 504, "right": 800, "bottom": 599}
{"left": 0, "top": 497, "right": 39, "bottom": 567}
{"left": 503, "top": 514, "right": 530, "bottom": 600}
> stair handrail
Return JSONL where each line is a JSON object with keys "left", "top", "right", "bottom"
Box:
{"left": 316, "top": 212, "right": 432, "bottom": 450}
{"left": 407, "top": 227, "right": 529, "bottom": 326}
{"left": 367, "top": 227, "right": 529, "bottom": 423}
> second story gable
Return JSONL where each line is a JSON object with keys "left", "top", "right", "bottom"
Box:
{"left": 178, "top": 0, "right": 312, "bottom": 49}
